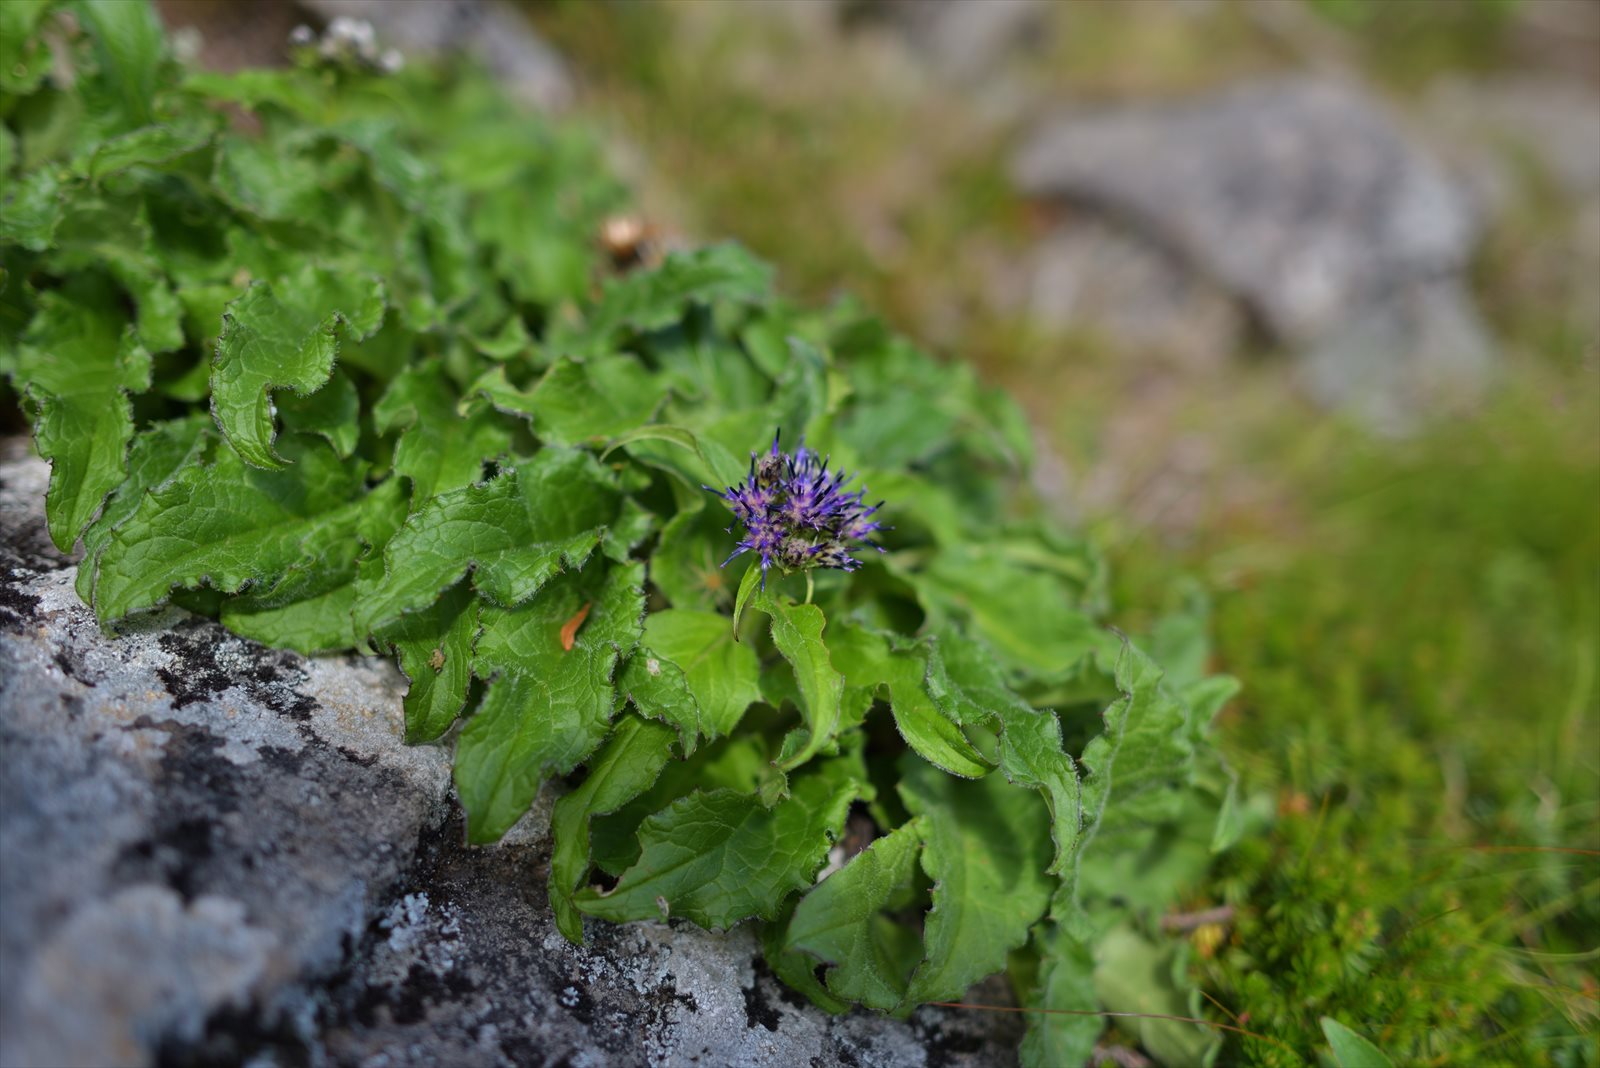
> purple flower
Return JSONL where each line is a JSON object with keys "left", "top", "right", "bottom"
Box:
{"left": 708, "top": 432, "right": 887, "bottom": 586}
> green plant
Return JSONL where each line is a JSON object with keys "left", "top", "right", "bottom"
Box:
{"left": 1, "top": 4, "right": 1243, "bottom": 1063}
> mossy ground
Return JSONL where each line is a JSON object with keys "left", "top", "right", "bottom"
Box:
{"left": 530, "top": 1, "right": 1599, "bottom": 1062}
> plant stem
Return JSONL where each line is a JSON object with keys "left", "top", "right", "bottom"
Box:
{"left": 805, "top": 571, "right": 814, "bottom": 605}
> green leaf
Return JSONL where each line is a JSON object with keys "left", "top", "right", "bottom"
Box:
{"left": 210, "top": 266, "right": 385, "bottom": 469}
{"left": 46, "top": 197, "right": 185, "bottom": 354}
{"left": 83, "top": 122, "right": 212, "bottom": 183}
{"left": 210, "top": 132, "right": 334, "bottom": 223}
{"left": 617, "top": 608, "right": 762, "bottom": 750}
{"left": 76, "top": 414, "right": 211, "bottom": 607}
{"left": 762, "top": 903, "right": 853, "bottom": 1015}
{"left": 759, "top": 590, "right": 845, "bottom": 771}
{"left": 899, "top": 758, "right": 1054, "bottom": 1006}
{"left": 470, "top": 356, "right": 662, "bottom": 448}
{"left": 908, "top": 545, "right": 1103, "bottom": 678}
{"left": 558, "top": 243, "right": 774, "bottom": 357}
{"left": 0, "top": 169, "right": 63, "bottom": 250}
{"left": 1054, "top": 643, "right": 1200, "bottom": 935}
{"left": 928, "top": 630, "right": 1083, "bottom": 873}
{"left": 602, "top": 422, "right": 747, "bottom": 491}
{"left": 77, "top": 0, "right": 167, "bottom": 131}
{"left": 278, "top": 368, "right": 361, "bottom": 459}
{"left": 455, "top": 561, "right": 645, "bottom": 844}
{"left": 601, "top": 496, "right": 656, "bottom": 563}
{"left": 732, "top": 558, "right": 762, "bottom": 636}
{"left": 373, "top": 361, "right": 513, "bottom": 504}
{"left": 548, "top": 714, "right": 679, "bottom": 944}
{"left": 0, "top": 0, "right": 53, "bottom": 97}
{"left": 13, "top": 279, "right": 153, "bottom": 550}
{"left": 650, "top": 506, "right": 738, "bottom": 612}
{"left": 784, "top": 819, "right": 924, "bottom": 1011}
{"left": 575, "top": 754, "right": 860, "bottom": 931}
{"left": 1321, "top": 1018, "right": 1396, "bottom": 1068}
{"left": 828, "top": 623, "right": 991, "bottom": 779}
{"left": 377, "top": 580, "right": 481, "bottom": 743}
{"left": 217, "top": 477, "right": 407, "bottom": 654}
{"left": 1093, "top": 925, "right": 1217, "bottom": 1067}
{"left": 91, "top": 435, "right": 379, "bottom": 622}
{"left": 589, "top": 734, "right": 771, "bottom": 876}
{"left": 181, "top": 68, "right": 324, "bottom": 120}
{"left": 353, "top": 448, "right": 622, "bottom": 635}
{"left": 1018, "top": 925, "right": 1100, "bottom": 1068}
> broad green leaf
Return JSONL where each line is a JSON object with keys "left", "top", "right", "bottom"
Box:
{"left": 785, "top": 819, "right": 924, "bottom": 1011}
{"left": 210, "top": 266, "right": 385, "bottom": 469}
{"left": 617, "top": 608, "right": 762, "bottom": 750}
{"left": 828, "top": 623, "right": 990, "bottom": 779}
{"left": 47, "top": 197, "right": 185, "bottom": 354}
{"left": 1054, "top": 643, "right": 1199, "bottom": 935}
{"left": 602, "top": 422, "right": 747, "bottom": 491}
{"left": 83, "top": 122, "right": 211, "bottom": 183}
{"left": 928, "top": 630, "right": 1082, "bottom": 873}
{"left": 92, "top": 435, "right": 378, "bottom": 622}
{"left": 180, "top": 68, "right": 324, "bottom": 120}
{"left": 210, "top": 132, "right": 336, "bottom": 223}
{"left": 759, "top": 590, "right": 845, "bottom": 771}
{"left": 470, "top": 356, "right": 662, "bottom": 448}
{"left": 761, "top": 902, "right": 852, "bottom": 1016}
{"left": 616, "top": 653, "right": 700, "bottom": 751}
{"left": 575, "top": 754, "right": 860, "bottom": 930}
{"left": 651, "top": 506, "right": 740, "bottom": 612}
{"left": 455, "top": 561, "right": 645, "bottom": 844}
{"left": 0, "top": 169, "right": 63, "bottom": 250}
{"left": 549, "top": 714, "right": 679, "bottom": 944}
{"left": 218, "top": 477, "right": 407, "bottom": 653}
{"left": 353, "top": 448, "right": 621, "bottom": 634}
{"left": 1018, "top": 925, "right": 1100, "bottom": 1068}
{"left": 558, "top": 243, "right": 773, "bottom": 357}
{"left": 77, "top": 0, "right": 167, "bottom": 131}
{"left": 278, "top": 369, "right": 361, "bottom": 459}
{"left": 376, "top": 580, "right": 481, "bottom": 743}
{"left": 899, "top": 758, "right": 1054, "bottom": 1006}
{"left": 373, "top": 361, "right": 513, "bottom": 504}
{"left": 0, "top": 0, "right": 53, "bottom": 97}
{"left": 13, "top": 279, "right": 152, "bottom": 550}
{"left": 76, "top": 414, "right": 211, "bottom": 607}
{"left": 600, "top": 496, "right": 656, "bottom": 563}
{"left": 909, "top": 545, "right": 1103, "bottom": 678}
{"left": 1321, "top": 1017, "right": 1396, "bottom": 1068}
{"left": 588, "top": 734, "right": 771, "bottom": 876}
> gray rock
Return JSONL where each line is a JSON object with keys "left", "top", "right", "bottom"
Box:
{"left": 1298, "top": 277, "right": 1498, "bottom": 435}
{"left": 1013, "top": 78, "right": 1480, "bottom": 347}
{"left": 0, "top": 444, "right": 1019, "bottom": 1067}
{"left": 870, "top": 0, "right": 1047, "bottom": 82}
{"left": 299, "top": 0, "right": 574, "bottom": 112}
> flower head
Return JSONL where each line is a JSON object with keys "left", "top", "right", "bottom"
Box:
{"left": 708, "top": 432, "right": 886, "bottom": 587}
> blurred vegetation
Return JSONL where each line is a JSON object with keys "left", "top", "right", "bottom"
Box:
{"left": 532, "top": 1, "right": 1598, "bottom": 1062}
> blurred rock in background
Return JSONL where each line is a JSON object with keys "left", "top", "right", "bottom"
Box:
{"left": 1012, "top": 77, "right": 1494, "bottom": 431}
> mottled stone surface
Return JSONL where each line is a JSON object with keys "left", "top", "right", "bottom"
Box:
{"left": 0, "top": 443, "right": 1019, "bottom": 1067}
